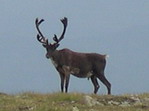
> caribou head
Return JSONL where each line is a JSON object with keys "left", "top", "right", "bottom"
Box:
{"left": 35, "top": 17, "right": 68, "bottom": 58}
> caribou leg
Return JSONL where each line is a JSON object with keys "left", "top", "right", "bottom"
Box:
{"left": 91, "top": 75, "right": 100, "bottom": 94}
{"left": 65, "top": 75, "right": 70, "bottom": 93}
{"left": 57, "top": 67, "right": 65, "bottom": 93}
{"left": 59, "top": 73, "right": 65, "bottom": 92}
{"left": 97, "top": 74, "right": 111, "bottom": 95}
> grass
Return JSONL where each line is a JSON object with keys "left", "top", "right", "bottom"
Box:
{"left": 0, "top": 92, "right": 148, "bottom": 111}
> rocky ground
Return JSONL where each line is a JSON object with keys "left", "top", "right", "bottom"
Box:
{"left": 0, "top": 92, "right": 149, "bottom": 111}
{"left": 83, "top": 94, "right": 149, "bottom": 108}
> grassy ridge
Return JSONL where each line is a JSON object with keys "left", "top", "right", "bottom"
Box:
{"left": 0, "top": 92, "right": 149, "bottom": 111}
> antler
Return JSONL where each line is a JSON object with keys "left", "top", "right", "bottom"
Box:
{"left": 35, "top": 17, "right": 68, "bottom": 46}
{"left": 53, "top": 17, "right": 68, "bottom": 44}
{"left": 35, "top": 18, "right": 47, "bottom": 44}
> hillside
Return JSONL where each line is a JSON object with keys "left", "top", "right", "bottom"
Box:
{"left": 0, "top": 92, "right": 148, "bottom": 111}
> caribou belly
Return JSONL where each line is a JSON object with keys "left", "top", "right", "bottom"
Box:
{"left": 62, "top": 65, "right": 93, "bottom": 78}
{"left": 50, "top": 58, "right": 93, "bottom": 78}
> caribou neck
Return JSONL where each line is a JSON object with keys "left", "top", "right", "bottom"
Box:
{"left": 50, "top": 50, "right": 59, "bottom": 60}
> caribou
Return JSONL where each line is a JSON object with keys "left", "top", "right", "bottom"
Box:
{"left": 35, "top": 17, "right": 111, "bottom": 94}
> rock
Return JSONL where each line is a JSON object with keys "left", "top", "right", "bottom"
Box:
{"left": 89, "top": 109, "right": 98, "bottom": 111}
{"left": 108, "top": 100, "right": 120, "bottom": 105}
{"left": 96, "top": 102, "right": 104, "bottom": 106}
{"left": 72, "top": 106, "right": 79, "bottom": 111}
{"left": 83, "top": 95, "right": 103, "bottom": 107}
{"left": 144, "top": 97, "right": 149, "bottom": 102}
{"left": 71, "top": 101, "right": 75, "bottom": 104}
{"left": 120, "top": 101, "right": 130, "bottom": 107}
{"left": 130, "top": 96, "right": 140, "bottom": 102}
{"left": 84, "top": 95, "right": 94, "bottom": 107}
{"left": 134, "top": 101, "right": 143, "bottom": 106}
{"left": 130, "top": 96, "right": 143, "bottom": 106}
{"left": 18, "top": 106, "right": 34, "bottom": 111}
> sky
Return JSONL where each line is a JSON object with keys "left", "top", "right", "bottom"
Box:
{"left": 0, "top": 0, "right": 149, "bottom": 95}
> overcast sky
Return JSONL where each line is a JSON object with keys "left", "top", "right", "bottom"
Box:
{"left": 0, "top": 0, "right": 149, "bottom": 95}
